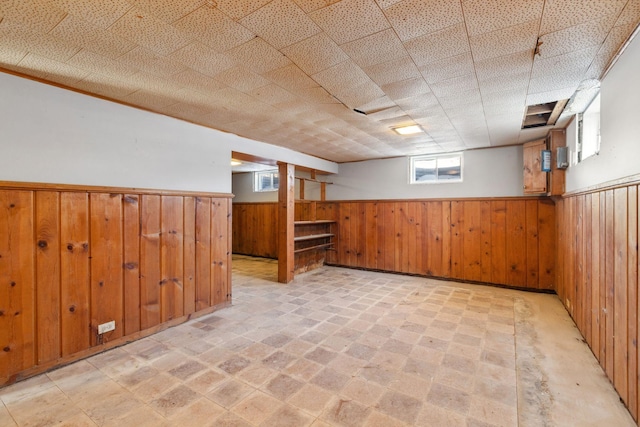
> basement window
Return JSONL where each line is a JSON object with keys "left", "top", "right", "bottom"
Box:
{"left": 410, "top": 153, "right": 463, "bottom": 184}
{"left": 254, "top": 170, "right": 279, "bottom": 192}
{"left": 577, "top": 92, "right": 600, "bottom": 162}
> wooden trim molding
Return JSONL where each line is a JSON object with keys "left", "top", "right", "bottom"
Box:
{"left": 0, "top": 181, "right": 233, "bottom": 198}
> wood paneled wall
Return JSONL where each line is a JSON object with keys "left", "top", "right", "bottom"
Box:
{"left": 0, "top": 182, "right": 232, "bottom": 386}
{"left": 233, "top": 198, "right": 555, "bottom": 290}
{"left": 556, "top": 183, "right": 640, "bottom": 421}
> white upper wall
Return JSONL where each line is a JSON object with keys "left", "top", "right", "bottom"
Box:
{"left": 566, "top": 31, "right": 640, "bottom": 192}
{"left": 326, "top": 145, "right": 524, "bottom": 200}
{"left": 0, "top": 72, "right": 336, "bottom": 192}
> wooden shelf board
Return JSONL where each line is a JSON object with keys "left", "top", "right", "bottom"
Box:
{"left": 294, "top": 220, "right": 336, "bottom": 225}
{"left": 294, "top": 243, "right": 333, "bottom": 253}
{"left": 294, "top": 233, "right": 334, "bottom": 242}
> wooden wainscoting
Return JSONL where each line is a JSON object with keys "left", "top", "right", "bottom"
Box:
{"left": 0, "top": 182, "right": 232, "bottom": 386}
{"left": 556, "top": 183, "right": 640, "bottom": 421}
{"left": 232, "top": 198, "right": 555, "bottom": 290}
{"left": 316, "top": 198, "right": 555, "bottom": 290}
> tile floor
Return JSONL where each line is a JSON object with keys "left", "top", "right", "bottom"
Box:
{"left": 0, "top": 255, "right": 634, "bottom": 426}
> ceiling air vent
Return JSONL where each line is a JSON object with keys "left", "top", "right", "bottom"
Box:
{"left": 522, "top": 99, "right": 568, "bottom": 129}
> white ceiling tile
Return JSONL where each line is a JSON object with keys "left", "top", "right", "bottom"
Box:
{"left": 292, "top": 0, "right": 342, "bottom": 13}
{"left": 264, "top": 64, "right": 317, "bottom": 90}
{"left": 481, "top": 87, "right": 527, "bottom": 109}
{"left": 0, "top": 0, "right": 67, "bottom": 33}
{"left": 49, "top": 0, "right": 132, "bottom": 29}
{"left": 430, "top": 73, "right": 478, "bottom": 98}
{"left": 419, "top": 52, "right": 474, "bottom": 84}
{"left": 240, "top": 0, "right": 320, "bottom": 49}
{"left": 110, "top": 9, "right": 192, "bottom": 56}
{"left": 226, "top": 38, "right": 292, "bottom": 74}
{"left": 614, "top": 0, "right": 640, "bottom": 27}
{"left": 338, "top": 80, "right": 386, "bottom": 109}
{"left": 539, "top": 17, "right": 613, "bottom": 59}
{"left": 248, "top": 83, "right": 298, "bottom": 105}
{"left": 531, "top": 46, "right": 599, "bottom": 79}
{"left": 170, "top": 69, "right": 226, "bottom": 94}
{"left": 122, "top": 88, "right": 179, "bottom": 109}
{"left": 462, "top": 0, "right": 544, "bottom": 36}
{"left": 375, "top": 0, "right": 403, "bottom": 9}
{"left": 479, "top": 73, "right": 529, "bottom": 95}
{"left": 215, "top": 0, "right": 271, "bottom": 20}
{"left": 309, "top": 0, "right": 390, "bottom": 45}
{"left": 50, "top": 14, "right": 136, "bottom": 59}
{"left": 67, "top": 49, "right": 139, "bottom": 79}
{"left": 17, "top": 52, "right": 89, "bottom": 86}
{"left": 127, "top": 0, "right": 205, "bottom": 24}
{"left": 438, "top": 88, "right": 482, "bottom": 109}
{"left": 364, "top": 55, "right": 421, "bottom": 86}
{"left": 294, "top": 86, "right": 340, "bottom": 104}
{"left": 474, "top": 50, "right": 532, "bottom": 81}
{"left": 404, "top": 23, "right": 469, "bottom": 66}
{"left": 312, "top": 60, "right": 372, "bottom": 96}
{"left": 118, "top": 47, "right": 187, "bottom": 77}
{"left": 173, "top": 6, "right": 255, "bottom": 52}
{"left": 170, "top": 42, "right": 235, "bottom": 77}
{"left": 384, "top": 0, "right": 464, "bottom": 41}
{"left": 340, "top": 29, "right": 406, "bottom": 68}
{"left": 213, "top": 66, "right": 270, "bottom": 93}
{"left": 74, "top": 73, "right": 139, "bottom": 99}
{"left": 540, "top": 0, "right": 627, "bottom": 34}
{"left": 281, "top": 33, "right": 349, "bottom": 75}
{"left": 382, "top": 77, "right": 431, "bottom": 101}
{"left": 0, "top": 18, "right": 81, "bottom": 63}
{"left": 159, "top": 101, "right": 213, "bottom": 120}
{"left": 526, "top": 87, "right": 576, "bottom": 105}
{"left": 584, "top": 22, "right": 637, "bottom": 80}
{"left": 470, "top": 19, "right": 538, "bottom": 62}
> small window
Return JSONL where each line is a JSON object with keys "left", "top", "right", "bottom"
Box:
{"left": 410, "top": 154, "right": 462, "bottom": 184}
{"left": 577, "top": 92, "right": 600, "bottom": 162}
{"left": 254, "top": 170, "right": 279, "bottom": 192}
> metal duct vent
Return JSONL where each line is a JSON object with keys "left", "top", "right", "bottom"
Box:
{"left": 522, "top": 99, "right": 568, "bottom": 129}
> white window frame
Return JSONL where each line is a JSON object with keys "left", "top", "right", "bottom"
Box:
{"left": 577, "top": 92, "right": 601, "bottom": 162}
{"left": 253, "top": 170, "right": 279, "bottom": 192}
{"left": 409, "top": 153, "right": 463, "bottom": 184}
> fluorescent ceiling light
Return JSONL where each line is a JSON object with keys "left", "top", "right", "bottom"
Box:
{"left": 231, "top": 159, "right": 242, "bottom": 166}
{"left": 393, "top": 125, "right": 423, "bottom": 135}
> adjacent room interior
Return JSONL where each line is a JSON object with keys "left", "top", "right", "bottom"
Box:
{"left": 1, "top": 1, "right": 640, "bottom": 425}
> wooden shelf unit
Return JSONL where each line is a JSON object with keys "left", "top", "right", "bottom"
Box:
{"left": 293, "top": 220, "right": 335, "bottom": 273}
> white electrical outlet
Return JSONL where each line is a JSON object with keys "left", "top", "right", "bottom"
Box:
{"left": 98, "top": 320, "right": 115, "bottom": 334}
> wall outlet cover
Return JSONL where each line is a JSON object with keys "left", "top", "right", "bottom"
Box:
{"left": 98, "top": 320, "right": 115, "bottom": 334}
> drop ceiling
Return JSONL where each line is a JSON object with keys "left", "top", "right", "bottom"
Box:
{"left": 1, "top": 0, "right": 638, "bottom": 163}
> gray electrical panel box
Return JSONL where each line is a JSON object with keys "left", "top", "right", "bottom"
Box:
{"left": 557, "top": 146, "right": 569, "bottom": 169}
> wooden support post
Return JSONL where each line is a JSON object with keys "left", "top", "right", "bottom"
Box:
{"left": 299, "top": 178, "right": 305, "bottom": 200}
{"left": 321, "top": 182, "right": 326, "bottom": 201}
{"left": 278, "top": 163, "right": 295, "bottom": 283}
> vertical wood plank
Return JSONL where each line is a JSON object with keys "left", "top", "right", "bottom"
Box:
{"left": 60, "top": 192, "right": 90, "bottom": 356}
{"left": 90, "top": 193, "right": 123, "bottom": 345}
{"left": 35, "top": 191, "right": 61, "bottom": 364}
{"left": 376, "top": 202, "right": 386, "bottom": 270}
{"left": 407, "top": 202, "right": 418, "bottom": 274}
{"left": 480, "top": 201, "right": 492, "bottom": 283}
{"left": 123, "top": 194, "right": 141, "bottom": 336}
{"left": 575, "top": 196, "right": 584, "bottom": 330}
{"left": 538, "top": 199, "right": 556, "bottom": 290}
{"left": 463, "top": 201, "right": 482, "bottom": 282}
{"left": 339, "top": 203, "right": 351, "bottom": 267}
{"left": 211, "top": 199, "right": 229, "bottom": 304}
{"left": 506, "top": 200, "right": 527, "bottom": 287}
{"left": 589, "top": 193, "right": 601, "bottom": 363}
{"left": 614, "top": 188, "right": 629, "bottom": 403}
{"left": 525, "top": 200, "right": 539, "bottom": 289}
{"left": 195, "top": 197, "right": 211, "bottom": 311}
{"left": 0, "top": 191, "right": 35, "bottom": 378}
{"left": 140, "top": 195, "right": 161, "bottom": 330}
{"left": 450, "top": 201, "right": 464, "bottom": 280}
{"left": 278, "top": 163, "right": 295, "bottom": 283}
{"left": 600, "top": 191, "right": 607, "bottom": 368}
{"left": 442, "top": 201, "right": 452, "bottom": 278}
{"left": 183, "top": 197, "right": 196, "bottom": 315}
{"left": 584, "top": 194, "right": 593, "bottom": 347}
{"left": 384, "top": 203, "right": 396, "bottom": 272}
{"left": 394, "top": 202, "right": 405, "bottom": 273}
{"left": 365, "top": 202, "right": 378, "bottom": 269}
{"left": 426, "top": 202, "right": 443, "bottom": 277}
{"left": 491, "top": 200, "right": 507, "bottom": 285}
{"left": 415, "top": 202, "right": 426, "bottom": 275}
{"left": 627, "top": 185, "right": 638, "bottom": 419}
{"left": 605, "top": 190, "right": 615, "bottom": 380}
